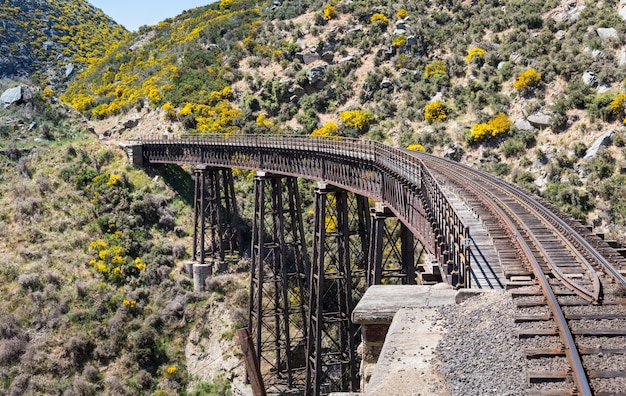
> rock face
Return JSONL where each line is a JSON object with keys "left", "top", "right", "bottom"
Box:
{"left": 597, "top": 27, "right": 618, "bottom": 40}
{"left": 0, "top": 86, "right": 23, "bottom": 106}
{"left": 584, "top": 130, "right": 614, "bottom": 160}
{"left": 582, "top": 71, "right": 598, "bottom": 87}
{"left": 306, "top": 65, "right": 327, "bottom": 85}
{"left": 514, "top": 119, "right": 535, "bottom": 131}
{"left": 527, "top": 112, "right": 553, "bottom": 128}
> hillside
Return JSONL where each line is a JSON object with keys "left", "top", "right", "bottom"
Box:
{"left": 0, "top": 81, "right": 248, "bottom": 394}
{"left": 58, "top": 0, "right": 626, "bottom": 241}
{"left": 0, "top": 0, "right": 128, "bottom": 89}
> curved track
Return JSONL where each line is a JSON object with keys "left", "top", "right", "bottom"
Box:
{"left": 135, "top": 135, "right": 626, "bottom": 394}
{"left": 417, "top": 153, "right": 626, "bottom": 395}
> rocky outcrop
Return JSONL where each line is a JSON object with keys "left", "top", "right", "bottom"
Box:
{"left": 584, "top": 130, "right": 614, "bottom": 160}
{"left": 527, "top": 112, "right": 553, "bottom": 128}
{"left": 0, "top": 86, "right": 24, "bottom": 106}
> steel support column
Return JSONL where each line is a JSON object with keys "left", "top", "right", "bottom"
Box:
{"left": 192, "top": 166, "right": 241, "bottom": 266}
{"left": 248, "top": 173, "right": 309, "bottom": 391}
{"left": 367, "top": 204, "right": 424, "bottom": 286}
{"left": 306, "top": 183, "right": 358, "bottom": 395}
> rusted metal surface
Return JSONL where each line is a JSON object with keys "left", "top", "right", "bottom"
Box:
{"left": 237, "top": 328, "right": 267, "bottom": 396}
{"left": 140, "top": 135, "right": 471, "bottom": 287}
{"left": 248, "top": 174, "right": 308, "bottom": 390}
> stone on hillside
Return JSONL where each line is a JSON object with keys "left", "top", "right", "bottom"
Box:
{"left": 620, "top": 49, "right": 626, "bottom": 66}
{"left": 406, "top": 35, "right": 417, "bottom": 46}
{"left": 321, "top": 51, "right": 334, "bottom": 62}
{"left": 621, "top": 7, "right": 626, "bottom": 21}
{"left": 123, "top": 117, "right": 140, "bottom": 130}
{"left": 338, "top": 55, "right": 355, "bottom": 64}
{"left": 322, "top": 41, "right": 336, "bottom": 53}
{"left": 514, "top": 119, "right": 535, "bottom": 131}
{"left": 346, "top": 25, "right": 363, "bottom": 34}
{"left": 444, "top": 144, "right": 464, "bottom": 162}
{"left": 306, "top": 65, "right": 327, "bottom": 85}
{"left": 395, "top": 19, "right": 408, "bottom": 30}
{"left": 582, "top": 71, "right": 597, "bottom": 87}
{"left": 303, "top": 52, "right": 320, "bottom": 64}
{"left": 65, "top": 63, "right": 74, "bottom": 77}
{"left": 43, "top": 41, "right": 54, "bottom": 51}
{"left": 527, "top": 112, "right": 553, "bottom": 128}
{"left": 430, "top": 92, "right": 443, "bottom": 103}
{"left": 0, "top": 86, "right": 23, "bottom": 106}
{"left": 380, "top": 77, "right": 394, "bottom": 90}
{"left": 597, "top": 27, "right": 618, "bottom": 40}
{"left": 555, "top": 30, "right": 566, "bottom": 40}
{"left": 584, "top": 130, "right": 614, "bottom": 160}
{"left": 392, "top": 28, "right": 406, "bottom": 36}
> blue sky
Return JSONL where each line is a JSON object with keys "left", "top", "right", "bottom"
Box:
{"left": 89, "top": 1, "right": 213, "bottom": 31}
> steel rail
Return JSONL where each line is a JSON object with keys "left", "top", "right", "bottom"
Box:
{"left": 419, "top": 156, "right": 593, "bottom": 395}
{"left": 425, "top": 159, "right": 600, "bottom": 303}
{"left": 414, "top": 150, "right": 626, "bottom": 291}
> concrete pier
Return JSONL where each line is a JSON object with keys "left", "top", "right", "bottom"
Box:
{"left": 352, "top": 285, "right": 481, "bottom": 394}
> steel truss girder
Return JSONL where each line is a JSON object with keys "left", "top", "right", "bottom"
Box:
{"left": 192, "top": 166, "right": 241, "bottom": 266}
{"left": 306, "top": 184, "right": 359, "bottom": 396}
{"left": 248, "top": 173, "right": 309, "bottom": 391}
{"left": 367, "top": 205, "right": 425, "bottom": 286}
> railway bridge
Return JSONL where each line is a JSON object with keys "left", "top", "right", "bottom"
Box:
{"left": 125, "top": 135, "right": 626, "bottom": 396}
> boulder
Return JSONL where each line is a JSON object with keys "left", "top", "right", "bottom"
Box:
{"left": 338, "top": 55, "right": 355, "bottom": 64}
{"left": 584, "top": 130, "right": 614, "bottom": 160}
{"left": 444, "top": 144, "right": 464, "bottom": 162}
{"left": 527, "top": 112, "right": 553, "bottom": 128}
{"left": 380, "top": 77, "right": 394, "bottom": 90}
{"left": 0, "top": 86, "right": 23, "bottom": 106}
{"left": 65, "top": 63, "right": 74, "bottom": 77}
{"left": 429, "top": 92, "right": 444, "bottom": 103}
{"left": 514, "top": 119, "right": 535, "bottom": 131}
{"left": 392, "top": 28, "right": 406, "bottom": 36}
{"left": 620, "top": 7, "right": 626, "bottom": 21}
{"left": 395, "top": 19, "right": 408, "bottom": 30}
{"left": 123, "top": 118, "right": 140, "bottom": 130}
{"left": 406, "top": 35, "right": 417, "bottom": 46}
{"left": 597, "top": 27, "right": 618, "bottom": 40}
{"left": 306, "top": 65, "right": 327, "bottom": 84}
{"left": 43, "top": 41, "right": 54, "bottom": 51}
{"left": 582, "top": 71, "right": 597, "bottom": 87}
{"left": 321, "top": 52, "right": 334, "bottom": 63}
{"left": 302, "top": 51, "right": 320, "bottom": 64}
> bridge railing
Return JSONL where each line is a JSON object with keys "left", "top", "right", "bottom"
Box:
{"left": 137, "top": 134, "right": 470, "bottom": 287}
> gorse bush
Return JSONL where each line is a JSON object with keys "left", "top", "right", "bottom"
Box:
{"left": 323, "top": 4, "right": 336, "bottom": 20}
{"left": 371, "top": 13, "right": 389, "bottom": 25}
{"left": 424, "top": 100, "right": 447, "bottom": 123}
{"left": 424, "top": 60, "right": 448, "bottom": 80}
{"left": 311, "top": 121, "right": 339, "bottom": 137}
{"left": 339, "top": 109, "right": 375, "bottom": 132}
{"left": 467, "top": 113, "right": 511, "bottom": 143}
{"left": 465, "top": 47, "right": 486, "bottom": 63}
{"left": 513, "top": 68, "right": 542, "bottom": 91}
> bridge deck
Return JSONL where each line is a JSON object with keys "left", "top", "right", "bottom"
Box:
{"left": 443, "top": 188, "right": 505, "bottom": 289}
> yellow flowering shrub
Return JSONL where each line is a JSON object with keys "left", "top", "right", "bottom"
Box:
{"left": 465, "top": 47, "right": 486, "bottom": 63}
{"left": 610, "top": 93, "right": 626, "bottom": 116}
{"left": 407, "top": 144, "right": 425, "bottom": 151}
{"left": 371, "top": 13, "right": 389, "bottom": 25}
{"left": 256, "top": 114, "right": 274, "bottom": 128}
{"left": 339, "top": 110, "right": 375, "bottom": 131}
{"left": 424, "top": 100, "right": 447, "bottom": 122}
{"left": 468, "top": 113, "right": 512, "bottom": 142}
{"left": 323, "top": 4, "right": 336, "bottom": 20}
{"left": 513, "top": 68, "right": 542, "bottom": 91}
{"left": 397, "top": 9, "right": 409, "bottom": 19}
{"left": 392, "top": 34, "right": 407, "bottom": 47}
{"left": 311, "top": 121, "right": 339, "bottom": 137}
{"left": 162, "top": 102, "right": 176, "bottom": 120}
{"left": 424, "top": 60, "right": 447, "bottom": 80}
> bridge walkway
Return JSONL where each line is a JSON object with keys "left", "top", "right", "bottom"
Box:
{"left": 443, "top": 188, "right": 505, "bottom": 289}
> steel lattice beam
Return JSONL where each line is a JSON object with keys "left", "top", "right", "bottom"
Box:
{"left": 248, "top": 173, "right": 309, "bottom": 391}
{"left": 192, "top": 166, "right": 241, "bottom": 267}
{"left": 367, "top": 204, "right": 425, "bottom": 286}
{"left": 306, "top": 183, "right": 358, "bottom": 396}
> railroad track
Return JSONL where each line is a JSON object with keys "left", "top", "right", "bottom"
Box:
{"left": 416, "top": 153, "right": 626, "bottom": 395}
